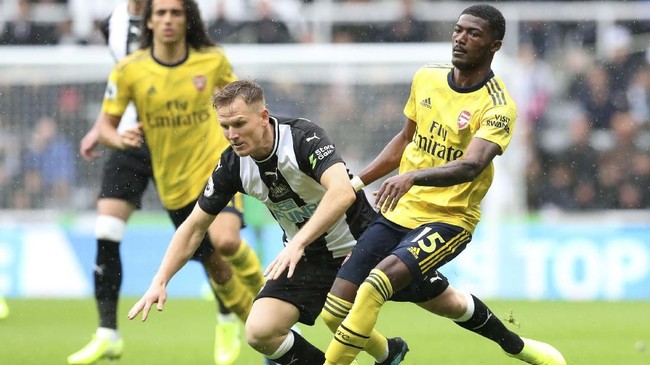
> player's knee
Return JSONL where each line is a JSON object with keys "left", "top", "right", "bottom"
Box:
{"left": 320, "top": 307, "right": 342, "bottom": 333}
{"left": 376, "top": 255, "right": 411, "bottom": 291}
{"left": 244, "top": 318, "right": 275, "bottom": 351}
{"left": 211, "top": 235, "right": 240, "bottom": 256}
{"left": 423, "top": 286, "right": 469, "bottom": 318}
{"left": 95, "top": 215, "right": 127, "bottom": 242}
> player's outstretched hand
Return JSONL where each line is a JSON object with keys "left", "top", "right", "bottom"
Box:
{"left": 264, "top": 243, "right": 305, "bottom": 280}
{"left": 375, "top": 172, "right": 414, "bottom": 213}
{"left": 127, "top": 283, "right": 167, "bottom": 322}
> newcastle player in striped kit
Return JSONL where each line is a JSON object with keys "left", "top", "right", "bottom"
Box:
{"left": 128, "top": 80, "right": 407, "bottom": 365}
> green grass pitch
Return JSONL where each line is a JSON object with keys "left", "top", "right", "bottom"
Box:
{"left": 2, "top": 298, "right": 648, "bottom": 364}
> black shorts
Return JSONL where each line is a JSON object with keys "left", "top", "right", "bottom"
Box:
{"left": 99, "top": 144, "right": 153, "bottom": 209}
{"left": 337, "top": 215, "right": 468, "bottom": 302}
{"left": 166, "top": 198, "right": 245, "bottom": 261}
{"left": 257, "top": 252, "right": 345, "bottom": 325}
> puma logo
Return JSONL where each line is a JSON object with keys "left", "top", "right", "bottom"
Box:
{"left": 429, "top": 273, "right": 442, "bottom": 283}
{"left": 306, "top": 133, "right": 320, "bottom": 142}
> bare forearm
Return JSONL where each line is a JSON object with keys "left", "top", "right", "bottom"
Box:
{"left": 97, "top": 115, "right": 123, "bottom": 149}
{"left": 358, "top": 132, "right": 408, "bottom": 185}
{"left": 153, "top": 224, "right": 205, "bottom": 285}
{"left": 411, "top": 159, "right": 483, "bottom": 187}
{"left": 291, "top": 187, "right": 356, "bottom": 249}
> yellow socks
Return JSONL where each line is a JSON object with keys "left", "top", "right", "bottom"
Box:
{"left": 223, "top": 240, "right": 265, "bottom": 295}
{"left": 211, "top": 274, "right": 253, "bottom": 322}
{"left": 321, "top": 293, "right": 389, "bottom": 362}
{"left": 324, "top": 269, "right": 393, "bottom": 364}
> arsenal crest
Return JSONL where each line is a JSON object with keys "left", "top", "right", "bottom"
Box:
{"left": 193, "top": 75, "right": 207, "bottom": 91}
{"left": 457, "top": 110, "right": 471, "bottom": 130}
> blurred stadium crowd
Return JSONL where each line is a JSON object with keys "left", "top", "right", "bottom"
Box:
{"left": 0, "top": 0, "right": 648, "bottom": 212}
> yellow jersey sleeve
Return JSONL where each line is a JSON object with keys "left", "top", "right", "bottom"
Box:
{"left": 475, "top": 104, "right": 517, "bottom": 155}
{"left": 102, "top": 62, "right": 132, "bottom": 117}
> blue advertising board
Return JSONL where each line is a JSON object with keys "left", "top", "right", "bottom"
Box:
{"left": 0, "top": 217, "right": 648, "bottom": 300}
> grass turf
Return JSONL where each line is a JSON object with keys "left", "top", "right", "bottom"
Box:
{"left": 1, "top": 298, "right": 648, "bottom": 364}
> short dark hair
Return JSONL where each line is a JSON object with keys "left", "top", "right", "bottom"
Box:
{"left": 460, "top": 4, "right": 506, "bottom": 41}
{"left": 213, "top": 80, "right": 265, "bottom": 110}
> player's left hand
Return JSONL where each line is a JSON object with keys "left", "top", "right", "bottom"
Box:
{"left": 127, "top": 282, "right": 167, "bottom": 322}
{"left": 375, "top": 172, "right": 414, "bottom": 213}
{"left": 264, "top": 243, "right": 305, "bottom": 280}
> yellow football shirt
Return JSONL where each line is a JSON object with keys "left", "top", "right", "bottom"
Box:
{"left": 102, "top": 46, "right": 236, "bottom": 209}
{"left": 383, "top": 64, "right": 517, "bottom": 233}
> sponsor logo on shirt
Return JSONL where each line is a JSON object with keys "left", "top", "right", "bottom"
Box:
{"left": 269, "top": 199, "right": 318, "bottom": 224}
{"left": 413, "top": 121, "right": 464, "bottom": 162}
{"left": 485, "top": 114, "right": 511, "bottom": 133}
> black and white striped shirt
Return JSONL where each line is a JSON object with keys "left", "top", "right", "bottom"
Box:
{"left": 99, "top": 2, "right": 142, "bottom": 131}
{"left": 100, "top": 2, "right": 142, "bottom": 61}
{"left": 198, "top": 116, "right": 376, "bottom": 259}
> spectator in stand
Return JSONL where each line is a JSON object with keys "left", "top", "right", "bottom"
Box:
{"left": 0, "top": 117, "right": 22, "bottom": 209}
{"left": 594, "top": 156, "right": 622, "bottom": 209}
{"left": 518, "top": 20, "right": 562, "bottom": 60}
{"left": 630, "top": 151, "right": 650, "bottom": 208}
{"left": 524, "top": 147, "right": 545, "bottom": 210}
{"left": 21, "top": 116, "right": 76, "bottom": 209}
{"left": 250, "top": 0, "right": 294, "bottom": 43}
{"left": 0, "top": 0, "right": 59, "bottom": 45}
{"left": 207, "top": 0, "right": 241, "bottom": 43}
{"left": 601, "top": 25, "right": 645, "bottom": 104}
{"left": 576, "top": 64, "right": 621, "bottom": 129}
{"left": 617, "top": 181, "right": 644, "bottom": 209}
{"left": 592, "top": 111, "right": 642, "bottom": 209}
{"left": 627, "top": 65, "right": 650, "bottom": 124}
{"left": 573, "top": 180, "right": 598, "bottom": 210}
{"left": 565, "top": 113, "right": 600, "bottom": 210}
{"left": 509, "top": 42, "right": 556, "bottom": 153}
{"left": 565, "top": 113, "right": 598, "bottom": 183}
{"left": 378, "top": 0, "right": 427, "bottom": 43}
{"left": 606, "top": 111, "right": 642, "bottom": 172}
{"left": 539, "top": 158, "right": 576, "bottom": 211}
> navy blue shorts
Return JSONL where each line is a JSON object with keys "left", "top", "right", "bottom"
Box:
{"left": 337, "top": 215, "right": 471, "bottom": 302}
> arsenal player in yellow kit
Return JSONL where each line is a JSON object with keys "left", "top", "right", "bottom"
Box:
{"left": 323, "top": 4, "right": 566, "bottom": 365}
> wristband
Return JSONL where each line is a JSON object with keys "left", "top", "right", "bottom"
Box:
{"left": 350, "top": 176, "right": 365, "bottom": 192}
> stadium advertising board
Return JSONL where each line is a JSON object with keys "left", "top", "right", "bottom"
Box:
{"left": 0, "top": 218, "right": 648, "bottom": 300}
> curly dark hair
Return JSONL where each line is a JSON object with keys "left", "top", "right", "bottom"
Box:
{"left": 140, "top": 0, "right": 215, "bottom": 50}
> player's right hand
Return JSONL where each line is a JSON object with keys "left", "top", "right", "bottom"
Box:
{"left": 127, "top": 282, "right": 167, "bottom": 322}
{"left": 119, "top": 123, "right": 144, "bottom": 149}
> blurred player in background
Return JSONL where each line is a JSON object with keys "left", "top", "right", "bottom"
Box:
{"left": 68, "top": 1, "right": 265, "bottom": 364}
{"left": 0, "top": 295, "right": 8, "bottom": 319}
{"left": 323, "top": 4, "right": 566, "bottom": 365}
{"left": 127, "top": 80, "right": 404, "bottom": 365}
